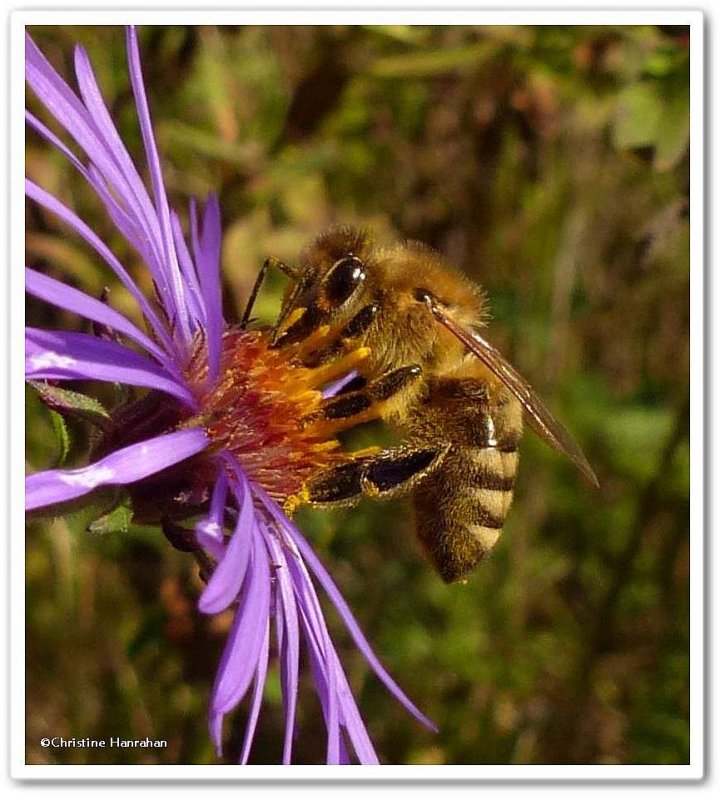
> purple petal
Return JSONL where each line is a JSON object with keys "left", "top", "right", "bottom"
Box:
{"left": 26, "top": 108, "right": 158, "bottom": 274}
{"left": 86, "top": 163, "right": 161, "bottom": 274}
{"left": 280, "top": 542, "right": 346, "bottom": 764}
{"left": 26, "top": 109, "right": 86, "bottom": 174}
{"left": 299, "top": 522, "right": 436, "bottom": 731}
{"left": 25, "top": 35, "right": 132, "bottom": 201}
{"left": 323, "top": 649, "right": 341, "bottom": 763}
{"left": 198, "top": 472, "right": 254, "bottom": 614}
{"left": 239, "top": 623, "right": 270, "bottom": 765}
{"left": 296, "top": 601, "right": 341, "bottom": 764}
{"left": 257, "top": 493, "right": 378, "bottom": 763}
{"left": 195, "top": 469, "right": 229, "bottom": 561}
{"left": 25, "top": 427, "right": 208, "bottom": 511}
{"left": 25, "top": 267, "right": 166, "bottom": 363}
{"left": 25, "top": 34, "right": 171, "bottom": 302}
{"left": 283, "top": 538, "right": 376, "bottom": 764}
{"left": 72, "top": 43, "right": 169, "bottom": 279}
{"left": 189, "top": 198, "right": 201, "bottom": 274}
{"left": 25, "top": 33, "right": 123, "bottom": 186}
{"left": 27, "top": 96, "right": 161, "bottom": 282}
{"left": 333, "top": 658, "right": 378, "bottom": 764}
{"left": 170, "top": 210, "right": 206, "bottom": 327}
{"left": 322, "top": 371, "right": 359, "bottom": 399}
{"left": 209, "top": 709, "right": 224, "bottom": 757}
{"left": 25, "top": 179, "right": 176, "bottom": 357}
{"left": 259, "top": 488, "right": 437, "bottom": 732}
{"left": 27, "top": 103, "right": 164, "bottom": 296}
{"left": 321, "top": 634, "right": 341, "bottom": 762}
{"left": 195, "top": 195, "right": 224, "bottom": 383}
{"left": 267, "top": 532, "right": 300, "bottom": 764}
{"left": 27, "top": 31, "right": 205, "bottom": 354}
{"left": 209, "top": 530, "right": 271, "bottom": 717}
{"left": 126, "top": 26, "right": 191, "bottom": 346}
{"left": 26, "top": 327, "right": 195, "bottom": 408}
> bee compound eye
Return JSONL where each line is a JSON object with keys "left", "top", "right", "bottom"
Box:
{"left": 324, "top": 255, "right": 366, "bottom": 306}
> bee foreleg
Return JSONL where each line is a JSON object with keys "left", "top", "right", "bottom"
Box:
{"left": 299, "top": 303, "right": 381, "bottom": 368}
{"left": 241, "top": 256, "right": 299, "bottom": 328}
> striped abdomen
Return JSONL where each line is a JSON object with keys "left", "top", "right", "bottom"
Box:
{"left": 409, "top": 374, "right": 524, "bottom": 583}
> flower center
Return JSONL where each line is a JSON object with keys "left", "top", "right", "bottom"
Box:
{"left": 188, "top": 327, "right": 371, "bottom": 504}
{"left": 93, "top": 324, "right": 374, "bottom": 524}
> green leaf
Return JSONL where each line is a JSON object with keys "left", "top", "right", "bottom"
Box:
{"left": 613, "top": 82, "right": 664, "bottom": 150}
{"left": 363, "top": 25, "right": 428, "bottom": 46}
{"left": 87, "top": 503, "right": 134, "bottom": 535}
{"left": 612, "top": 73, "right": 688, "bottom": 170}
{"left": 368, "top": 42, "right": 495, "bottom": 78}
{"left": 160, "top": 120, "right": 262, "bottom": 168}
{"left": 653, "top": 87, "right": 689, "bottom": 171}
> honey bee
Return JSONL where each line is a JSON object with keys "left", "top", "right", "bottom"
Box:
{"left": 246, "top": 227, "right": 598, "bottom": 583}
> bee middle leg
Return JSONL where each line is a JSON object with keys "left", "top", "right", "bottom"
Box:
{"left": 302, "top": 364, "right": 423, "bottom": 429}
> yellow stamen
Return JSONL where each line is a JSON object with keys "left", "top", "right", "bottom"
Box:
{"left": 301, "top": 346, "right": 371, "bottom": 389}
{"left": 293, "top": 324, "right": 336, "bottom": 358}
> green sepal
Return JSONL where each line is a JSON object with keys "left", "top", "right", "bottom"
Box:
{"left": 28, "top": 381, "right": 110, "bottom": 429}
{"left": 48, "top": 409, "right": 70, "bottom": 466}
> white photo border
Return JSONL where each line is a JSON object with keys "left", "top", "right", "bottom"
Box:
{"left": 9, "top": 5, "right": 704, "bottom": 782}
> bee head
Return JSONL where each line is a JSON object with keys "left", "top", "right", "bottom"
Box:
{"left": 273, "top": 227, "right": 372, "bottom": 347}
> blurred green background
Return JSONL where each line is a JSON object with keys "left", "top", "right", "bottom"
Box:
{"left": 25, "top": 24, "right": 690, "bottom": 765}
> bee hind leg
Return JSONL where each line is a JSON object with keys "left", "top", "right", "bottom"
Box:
{"left": 293, "top": 443, "right": 449, "bottom": 511}
{"left": 360, "top": 443, "right": 450, "bottom": 498}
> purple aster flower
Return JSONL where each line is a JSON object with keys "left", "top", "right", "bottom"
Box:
{"left": 25, "top": 26, "right": 435, "bottom": 764}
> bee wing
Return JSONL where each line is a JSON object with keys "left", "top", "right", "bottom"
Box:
{"left": 423, "top": 293, "right": 599, "bottom": 488}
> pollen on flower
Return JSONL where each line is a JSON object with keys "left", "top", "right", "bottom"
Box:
{"left": 186, "top": 327, "right": 372, "bottom": 505}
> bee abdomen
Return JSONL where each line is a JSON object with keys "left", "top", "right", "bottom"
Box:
{"left": 413, "top": 445, "right": 519, "bottom": 583}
